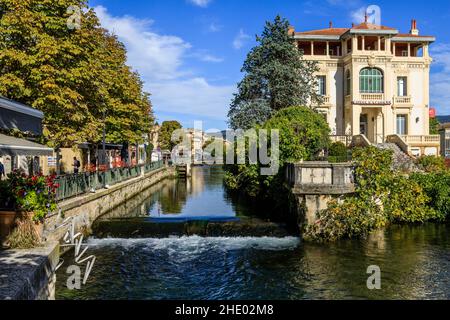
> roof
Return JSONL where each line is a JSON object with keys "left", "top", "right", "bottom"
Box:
{"left": 294, "top": 21, "right": 434, "bottom": 41}
{"left": 296, "top": 28, "right": 349, "bottom": 36}
{"left": 352, "top": 22, "right": 396, "bottom": 31}
{"left": 0, "top": 134, "right": 53, "bottom": 156}
{"left": 0, "top": 96, "right": 43, "bottom": 119}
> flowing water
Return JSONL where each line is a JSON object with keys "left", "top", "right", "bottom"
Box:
{"left": 56, "top": 166, "right": 450, "bottom": 300}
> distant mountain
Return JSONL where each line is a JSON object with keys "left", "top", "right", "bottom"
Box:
{"left": 437, "top": 115, "right": 450, "bottom": 124}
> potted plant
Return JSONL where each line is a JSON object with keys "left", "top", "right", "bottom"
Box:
{"left": 4, "top": 170, "right": 59, "bottom": 248}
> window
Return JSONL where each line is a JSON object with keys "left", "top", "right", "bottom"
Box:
{"left": 346, "top": 70, "right": 351, "bottom": 96}
{"left": 359, "top": 68, "right": 384, "bottom": 93}
{"left": 397, "top": 77, "right": 407, "bottom": 96}
{"left": 317, "top": 76, "right": 326, "bottom": 96}
{"left": 401, "top": 50, "right": 408, "bottom": 57}
{"left": 396, "top": 115, "right": 408, "bottom": 135}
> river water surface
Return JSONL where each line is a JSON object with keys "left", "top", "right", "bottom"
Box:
{"left": 56, "top": 166, "right": 450, "bottom": 300}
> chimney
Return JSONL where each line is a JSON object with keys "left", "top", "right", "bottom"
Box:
{"left": 352, "top": 22, "right": 355, "bottom": 28}
{"left": 329, "top": 21, "right": 333, "bottom": 29}
{"left": 410, "top": 19, "right": 419, "bottom": 35}
{"left": 288, "top": 25, "right": 295, "bottom": 36}
{"left": 364, "top": 12, "right": 368, "bottom": 23}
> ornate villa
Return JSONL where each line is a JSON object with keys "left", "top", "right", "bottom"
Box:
{"left": 289, "top": 17, "right": 440, "bottom": 156}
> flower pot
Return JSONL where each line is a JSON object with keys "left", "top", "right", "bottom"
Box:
{"left": 0, "top": 210, "right": 19, "bottom": 244}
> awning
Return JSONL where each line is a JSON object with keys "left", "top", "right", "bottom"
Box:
{"left": 0, "top": 133, "right": 53, "bottom": 156}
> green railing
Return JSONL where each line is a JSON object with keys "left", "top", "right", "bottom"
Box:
{"left": 54, "top": 160, "right": 164, "bottom": 201}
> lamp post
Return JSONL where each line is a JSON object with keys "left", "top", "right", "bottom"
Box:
{"left": 102, "top": 108, "right": 107, "bottom": 167}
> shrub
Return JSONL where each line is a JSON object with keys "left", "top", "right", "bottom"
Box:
{"left": 224, "top": 106, "right": 330, "bottom": 199}
{"left": 415, "top": 155, "right": 447, "bottom": 173}
{"left": 328, "top": 142, "right": 349, "bottom": 163}
{"left": 410, "top": 172, "right": 450, "bottom": 218}
{"left": 304, "top": 147, "right": 443, "bottom": 242}
{"left": 328, "top": 142, "right": 348, "bottom": 158}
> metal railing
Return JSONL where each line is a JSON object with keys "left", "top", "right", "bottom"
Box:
{"left": 54, "top": 160, "right": 164, "bottom": 201}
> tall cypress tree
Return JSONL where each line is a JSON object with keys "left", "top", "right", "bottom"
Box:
{"left": 228, "top": 15, "right": 320, "bottom": 130}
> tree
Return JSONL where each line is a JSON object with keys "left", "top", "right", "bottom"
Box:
{"left": 159, "top": 121, "right": 182, "bottom": 151}
{"left": 228, "top": 99, "right": 273, "bottom": 131}
{"left": 0, "top": 0, "right": 153, "bottom": 148}
{"left": 429, "top": 117, "right": 440, "bottom": 135}
{"left": 228, "top": 15, "right": 320, "bottom": 130}
{"left": 225, "top": 106, "right": 330, "bottom": 198}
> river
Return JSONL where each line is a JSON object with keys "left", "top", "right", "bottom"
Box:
{"left": 56, "top": 166, "right": 450, "bottom": 300}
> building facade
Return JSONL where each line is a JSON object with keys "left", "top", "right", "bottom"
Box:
{"left": 291, "top": 18, "right": 439, "bottom": 156}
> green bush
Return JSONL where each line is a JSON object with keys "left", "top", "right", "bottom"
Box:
{"left": 329, "top": 142, "right": 347, "bottom": 156}
{"left": 224, "top": 106, "right": 330, "bottom": 199}
{"left": 410, "top": 172, "right": 450, "bottom": 218}
{"left": 304, "top": 147, "right": 444, "bottom": 242}
{"left": 415, "top": 155, "right": 447, "bottom": 172}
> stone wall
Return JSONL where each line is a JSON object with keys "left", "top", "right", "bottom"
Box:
{"left": 43, "top": 166, "right": 175, "bottom": 243}
{"left": 0, "top": 242, "right": 59, "bottom": 300}
{"left": 287, "top": 161, "right": 355, "bottom": 227}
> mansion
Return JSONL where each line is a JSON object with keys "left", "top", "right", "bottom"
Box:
{"left": 290, "top": 18, "right": 439, "bottom": 156}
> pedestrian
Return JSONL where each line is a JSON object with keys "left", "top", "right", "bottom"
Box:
{"left": 0, "top": 160, "right": 5, "bottom": 180}
{"left": 73, "top": 157, "right": 81, "bottom": 174}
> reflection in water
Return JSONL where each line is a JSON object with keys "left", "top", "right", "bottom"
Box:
{"left": 98, "top": 166, "right": 241, "bottom": 221}
{"left": 56, "top": 166, "right": 450, "bottom": 300}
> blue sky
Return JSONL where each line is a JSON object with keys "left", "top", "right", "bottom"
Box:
{"left": 89, "top": 0, "right": 450, "bottom": 130}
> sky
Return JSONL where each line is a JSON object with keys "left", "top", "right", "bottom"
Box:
{"left": 88, "top": 0, "right": 450, "bottom": 130}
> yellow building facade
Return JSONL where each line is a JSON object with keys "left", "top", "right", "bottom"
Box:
{"left": 291, "top": 18, "right": 440, "bottom": 156}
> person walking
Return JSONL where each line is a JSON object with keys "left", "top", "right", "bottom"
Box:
{"left": 73, "top": 157, "right": 81, "bottom": 174}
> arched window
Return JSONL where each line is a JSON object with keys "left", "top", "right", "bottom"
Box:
{"left": 345, "top": 70, "right": 351, "bottom": 96}
{"left": 359, "top": 68, "right": 383, "bottom": 93}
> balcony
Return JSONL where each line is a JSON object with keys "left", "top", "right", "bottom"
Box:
{"left": 352, "top": 93, "right": 391, "bottom": 106}
{"left": 313, "top": 95, "right": 331, "bottom": 107}
{"left": 394, "top": 96, "right": 412, "bottom": 105}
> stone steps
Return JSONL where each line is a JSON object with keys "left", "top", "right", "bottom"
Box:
{"left": 376, "top": 143, "right": 418, "bottom": 172}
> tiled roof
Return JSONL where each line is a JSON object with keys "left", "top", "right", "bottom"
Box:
{"left": 395, "top": 33, "right": 433, "bottom": 38}
{"left": 351, "top": 22, "right": 396, "bottom": 30}
{"left": 295, "top": 28, "right": 349, "bottom": 36}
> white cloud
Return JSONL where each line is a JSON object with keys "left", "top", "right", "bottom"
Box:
{"left": 430, "top": 43, "right": 450, "bottom": 114}
{"left": 350, "top": 7, "right": 366, "bottom": 24}
{"left": 199, "top": 54, "right": 224, "bottom": 63}
{"left": 208, "top": 22, "right": 222, "bottom": 33}
{"left": 188, "top": 0, "right": 212, "bottom": 8}
{"left": 94, "top": 6, "right": 234, "bottom": 122}
{"left": 151, "top": 78, "right": 234, "bottom": 119}
{"left": 233, "top": 29, "right": 251, "bottom": 50}
{"left": 95, "top": 6, "right": 191, "bottom": 81}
